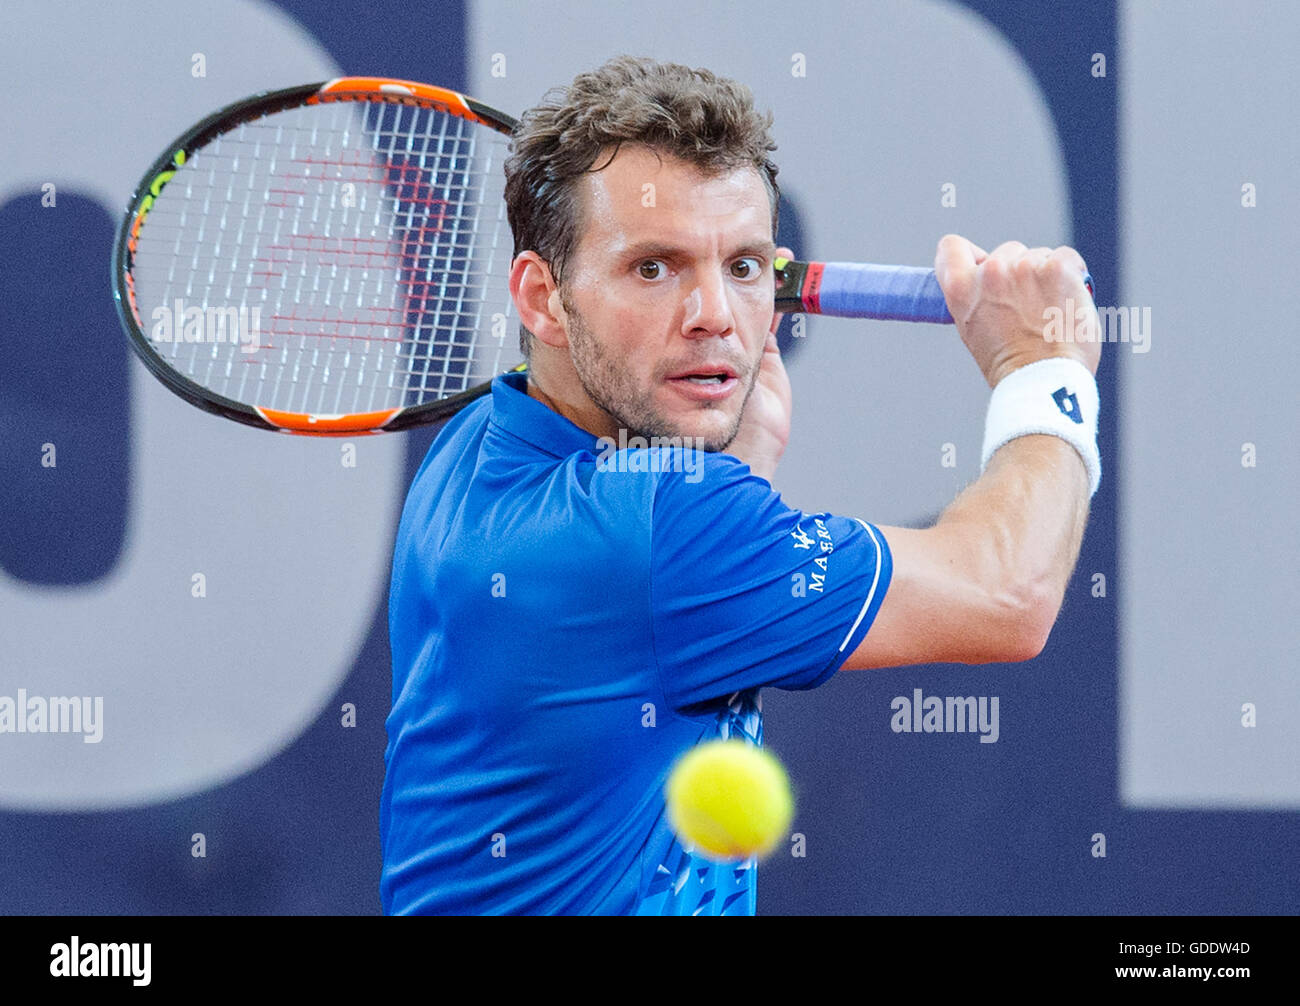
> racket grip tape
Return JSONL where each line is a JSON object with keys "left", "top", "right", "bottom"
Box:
{"left": 816, "top": 262, "right": 952, "bottom": 322}
{"left": 776, "top": 260, "right": 1095, "bottom": 324}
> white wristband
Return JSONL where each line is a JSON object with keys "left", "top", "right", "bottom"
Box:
{"left": 980, "top": 358, "right": 1101, "bottom": 496}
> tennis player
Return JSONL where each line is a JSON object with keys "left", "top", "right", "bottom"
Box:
{"left": 381, "top": 56, "right": 1102, "bottom": 915}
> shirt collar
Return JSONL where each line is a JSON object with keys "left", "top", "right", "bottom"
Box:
{"left": 489, "top": 370, "right": 603, "bottom": 459}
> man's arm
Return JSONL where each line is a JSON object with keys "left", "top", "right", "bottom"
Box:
{"left": 842, "top": 434, "right": 1088, "bottom": 668}
{"left": 842, "top": 234, "right": 1101, "bottom": 670}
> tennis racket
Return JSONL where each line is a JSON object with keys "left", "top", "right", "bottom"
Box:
{"left": 112, "top": 76, "right": 1092, "bottom": 436}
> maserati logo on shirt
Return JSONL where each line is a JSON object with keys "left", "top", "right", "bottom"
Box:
{"left": 791, "top": 518, "right": 838, "bottom": 593}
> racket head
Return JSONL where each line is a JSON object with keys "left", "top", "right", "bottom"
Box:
{"left": 112, "top": 77, "right": 525, "bottom": 435}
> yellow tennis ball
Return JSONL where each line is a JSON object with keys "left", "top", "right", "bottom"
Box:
{"left": 665, "top": 740, "right": 794, "bottom": 862}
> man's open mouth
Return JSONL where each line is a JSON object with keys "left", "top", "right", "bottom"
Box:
{"left": 678, "top": 373, "right": 729, "bottom": 384}
{"left": 666, "top": 368, "right": 740, "bottom": 401}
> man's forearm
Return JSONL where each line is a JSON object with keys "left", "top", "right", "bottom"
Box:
{"left": 938, "top": 434, "right": 1091, "bottom": 652}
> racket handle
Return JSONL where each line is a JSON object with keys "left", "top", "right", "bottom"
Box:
{"left": 775, "top": 260, "right": 1094, "bottom": 324}
{"left": 818, "top": 263, "right": 951, "bottom": 322}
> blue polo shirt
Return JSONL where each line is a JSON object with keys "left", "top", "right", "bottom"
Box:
{"left": 381, "top": 371, "right": 892, "bottom": 915}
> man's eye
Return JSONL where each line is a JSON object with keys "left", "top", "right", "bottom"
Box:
{"left": 731, "top": 257, "right": 762, "bottom": 279}
{"left": 638, "top": 260, "right": 664, "bottom": 280}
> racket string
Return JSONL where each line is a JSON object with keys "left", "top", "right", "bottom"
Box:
{"left": 130, "top": 97, "right": 515, "bottom": 416}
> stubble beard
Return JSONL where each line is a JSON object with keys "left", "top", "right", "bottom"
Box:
{"left": 564, "top": 300, "right": 758, "bottom": 453}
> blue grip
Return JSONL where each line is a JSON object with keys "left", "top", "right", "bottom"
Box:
{"left": 815, "top": 263, "right": 1096, "bottom": 324}
{"left": 817, "top": 263, "right": 953, "bottom": 322}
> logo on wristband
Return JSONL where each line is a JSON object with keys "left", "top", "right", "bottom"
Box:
{"left": 1052, "top": 387, "right": 1084, "bottom": 424}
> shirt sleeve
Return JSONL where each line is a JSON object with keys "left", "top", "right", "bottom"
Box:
{"left": 648, "top": 452, "right": 892, "bottom": 713}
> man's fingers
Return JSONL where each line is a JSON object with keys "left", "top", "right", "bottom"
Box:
{"left": 935, "top": 233, "right": 980, "bottom": 273}
{"left": 936, "top": 235, "right": 1087, "bottom": 314}
{"left": 989, "top": 240, "right": 1028, "bottom": 262}
{"left": 989, "top": 243, "right": 1090, "bottom": 292}
{"left": 1049, "top": 244, "right": 1088, "bottom": 277}
{"left": 769, "top": 245, "right": 794, "bottom": 335}
{"left": 935, "top": 233, "right": 981, "bottom": 305}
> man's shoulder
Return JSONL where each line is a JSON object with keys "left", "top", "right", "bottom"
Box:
{"left": 591, "top": 439, "right": 760, "bottom": 496}
{"left": 410, "top": 398, "right": 776, "bottom": 542}
{"left": 417, "top": 392, "right": 495, "bottom": 462}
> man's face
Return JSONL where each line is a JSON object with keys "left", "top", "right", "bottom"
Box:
{"left": 556, "top": 145, "right": 777, "bottom": 451}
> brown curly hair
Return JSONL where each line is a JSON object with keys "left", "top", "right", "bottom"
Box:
{"left": 504, "top": 56, "right": 781, "bottom": 357}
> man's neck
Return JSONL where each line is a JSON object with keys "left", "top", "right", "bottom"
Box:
{"left": 525, "top": 371, "right": 619, "bottom": 441}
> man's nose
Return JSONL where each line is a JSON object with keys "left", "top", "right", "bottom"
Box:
{"left": 682, "top": 269, "right": 734, "bottom": 336}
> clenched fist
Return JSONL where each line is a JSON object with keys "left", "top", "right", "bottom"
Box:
{"left": 934, "top": 234, "right": 1101, "bottom": 388}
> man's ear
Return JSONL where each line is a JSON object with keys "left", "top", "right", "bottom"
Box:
{"left": 510, "top": 251, "right": 569, "bottom": 349}
{"left": 770, "top": 244, "right": 795, "bottom": 335}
